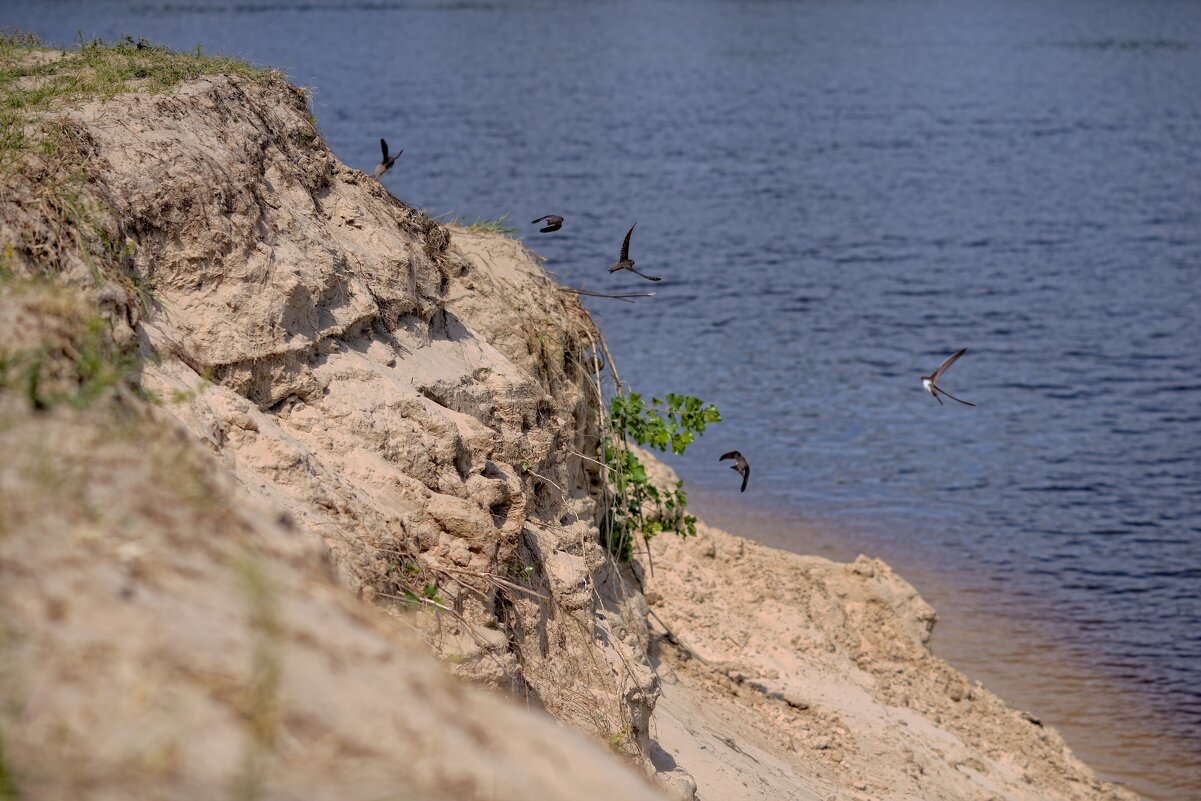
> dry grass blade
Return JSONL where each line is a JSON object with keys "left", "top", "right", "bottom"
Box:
{"left": 562, "top": 287, "right": 656, "bottom": 302}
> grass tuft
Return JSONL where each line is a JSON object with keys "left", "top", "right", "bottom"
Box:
{"left": 0, "top": 729, "right": 16, "bottom": 801}
{"left": 232, "top": 557, "right": 283, "bottom": 801}
{"left": 1, "top": 31, "right": 273, "bottom": 170}
{"left": 0, "top": 31, "right": 265, "bottom": 408}
{"left": 0, "top": 284, "right": 142, "bottom": 411}
{"left": 1, "top": 30, "right": 267, "bottom": 102}
{"left": 440, "top": 212, "right": 517, "bottom": 235}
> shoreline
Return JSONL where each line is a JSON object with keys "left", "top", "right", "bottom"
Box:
{"left": 0, "top": 42, "right": 1175, "bottom": 801}
{"left": 629, "top": 440, "right": 1137, "bottom": 801}
{"left": 684, "top": 488, "right": 1195, "bottom": 801}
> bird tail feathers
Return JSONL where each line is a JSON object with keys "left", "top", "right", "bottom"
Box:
{"left": 937, "top": 387, "right": 975, "bottom": 407}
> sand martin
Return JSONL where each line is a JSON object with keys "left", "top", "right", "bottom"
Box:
{"left": 921, "top": 348, "right": 976, "bottom": 407}
{"left": 719, "top": 451, "right": 750, "bottom": 492}
{"left": 531, "top": 214, "right": 564, "bottom": 233}
{"left": 371, "top": 138, "right": 402, "bottom": 179}
{"left": 608, "top": 223, "right": 661, "bottom": 281}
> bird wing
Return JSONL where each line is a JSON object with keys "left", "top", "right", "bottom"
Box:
{"left": 620, "top": 223, "right": 636, "bottom": 262}
{"left": 931, "top": 348, "right": 967, "bottom": 383}
{"left": 740, "top": 465, "right": 749, "bottom": 493}
{"left": 630, "top": 268, "right": 661, "bottom": 281}
{"left": 720, "top": 451, "right": 748, "bottom": 472}
{"left": 380, "top": 138, "right": 389, "bottom": 161}
{"left": 531, "top": 216, "right": 549, "bottom": 224}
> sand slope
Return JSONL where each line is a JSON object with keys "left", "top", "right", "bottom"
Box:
{"left": 0, "top": 398, "right": 665, "bottom": 801}
{"left": 636, "top": 456, "right": 1140, "bottom": 801}
{"left": 60, "top": 73, "right": 657, "bottom": 756}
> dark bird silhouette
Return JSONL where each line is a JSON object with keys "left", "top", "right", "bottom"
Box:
{"left": 531, "top": 214, "right": 564, "bottom": 233}
{"left": 371, "top": 138, "right": 402, "bottom": 179}
{"left": 719, "top": 451, "right": 750, "bottom": 493}
{"left": 921, "top": 348, "right": 976, "bottom": 407}
{"left": 608, "top": 223, "right": 661, "bottom": 281}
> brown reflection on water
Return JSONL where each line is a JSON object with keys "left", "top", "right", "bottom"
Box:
{"left": 688, "top": 496, "right": 1200, "bottom": 801}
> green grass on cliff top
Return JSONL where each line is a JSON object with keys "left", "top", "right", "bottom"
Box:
{"left": 1, "top": 31, "right": 274, "bottom": 167}
{"left": 440, "top": 212, "right": 519, "bottom": 235}
{"left": 0, "top": 31, "right": 268, "bottom": 102}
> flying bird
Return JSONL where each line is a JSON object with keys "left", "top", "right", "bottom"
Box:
{"left": 531, "top": 214, "right": 564, "bottom": 233}
{"left": 608, "top": 223, "right": 661, "bottom": 281}
{"left": 921, "top": 348, "right": 976, "bottom": 407}
{"left": 719, "top": 451, "right": 750, "bottom": 493}
{"left": 371, "top": 138, "right": 403, "bottom": 179}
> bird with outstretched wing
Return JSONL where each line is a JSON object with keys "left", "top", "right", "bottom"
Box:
{"left": 921, "top": 348, "right": 975, "bottom": 407}
{"left": 719, "top": 451, "right": 750, "bottom": 492}
{"left": 608, "top": 223, "right": 661, "bottom": 281}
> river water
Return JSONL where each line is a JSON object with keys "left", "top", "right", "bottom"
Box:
{"left": 6, "top": 0, "right": 1201, "bottom": 797}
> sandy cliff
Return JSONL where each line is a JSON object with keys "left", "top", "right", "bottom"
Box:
{"left": 2, "top": 56, "right": 655, "bottom": 798}
{"left": 0, "top": 393, "right": 659, "bottom": 801}
{"left": 76, "top": 73, "right": 656, "bottom": 753}
{"left": 0, "top": 48, "right": 1140, "bottom": 801}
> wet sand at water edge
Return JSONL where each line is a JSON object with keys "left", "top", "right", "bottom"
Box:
{"left": 687, "top": 494, "right": 1200, "bottom": 801}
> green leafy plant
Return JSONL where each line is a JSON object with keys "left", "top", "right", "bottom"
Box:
{"left": 607, "top": 726, "right": 631, "bottom": 753}
{"left": 602, "top": 392, "right": 721, "bottom": 561}
{"left": 401, "top": 582, "right": 442, "bottom": 606}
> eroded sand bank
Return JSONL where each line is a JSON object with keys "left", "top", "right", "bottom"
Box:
{"left": 0, "top": 53, "right": 1142, "bottom": 801}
